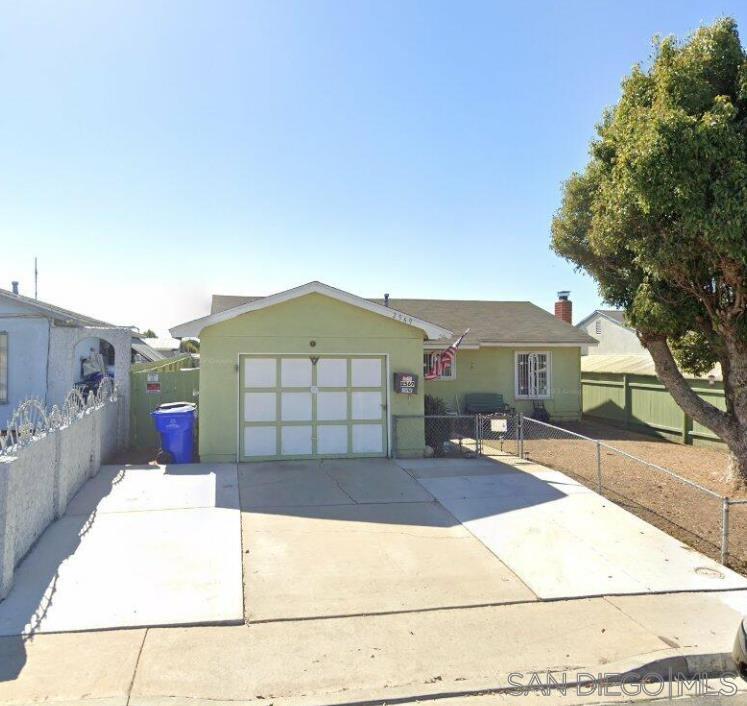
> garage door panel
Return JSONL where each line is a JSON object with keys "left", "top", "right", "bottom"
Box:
{"left": 351, "top": 391, "right": 382, "bottom": 420}
{"left": 241, "top": 355, "right": 387, "bottom": 460}
{"left": 244, "top": 358, "right": 277, "bottom": 387}
{"left": 317, "top": 391, "right": 347, "bottom": 421}
{"left": 352, "top": 424, "right": 384, "bottom": 453}
{"left": 281, "top": 392, "right": 312, "bottom": 421}
{"left": 317, "top": 358, "right": 347, "bottom": 387}
{"left": 244, "top": 392, "right": 277, "bottom": 422}
{"left": 281, "top": 426, "right": 313, "bottom": 455}
{"left": 244, "top": 426, "right": 277, "bottom": 456}
{"left": 351, "top": 358, "right": 381, "bottom": 387}
{"left": 317, "top": 425, "right": 348, "bottom": 454}
{"left": 281, "top": 358, "right": 312, "bottom": 387}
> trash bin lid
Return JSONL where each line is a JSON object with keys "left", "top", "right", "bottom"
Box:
{"left": 152, "top": 402, "right": 196, "bottom": 415}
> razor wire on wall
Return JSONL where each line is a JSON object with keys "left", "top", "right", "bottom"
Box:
{"left": 0, "top": 378, "right": 117, "bottom": 457}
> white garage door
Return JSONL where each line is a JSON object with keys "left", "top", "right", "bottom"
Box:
{"left": 240, "top": 355, "right": 388, "bottom": 460}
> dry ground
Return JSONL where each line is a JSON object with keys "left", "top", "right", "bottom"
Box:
{"left": 485, "top": 420, "right": 747, "bottom": 573}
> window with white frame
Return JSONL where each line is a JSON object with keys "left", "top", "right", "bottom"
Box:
{"left": 515, "top": 352, "right": 550, "bottom": 398}
{"left": 0, "top": 332, "right": 7, "bottom": 404}
{"left": 595, "top": 319, "right": 602, "bottom": 335}
{"left": 423, "top": 351, "right": 455, "bottom": 380}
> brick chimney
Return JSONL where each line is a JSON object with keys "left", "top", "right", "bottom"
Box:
{"left": 554, "top": 290, "right": 572, "bottom": 324}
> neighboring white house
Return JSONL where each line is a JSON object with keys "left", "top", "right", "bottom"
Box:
{"left": 0, "top": 286, "right": 132, "bottom": 430}
{"left": 576, "top": 309, "right": 648, "bottom": 356}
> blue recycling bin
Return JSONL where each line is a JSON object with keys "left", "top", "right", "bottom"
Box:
{"left": 151, "top": 402, "right": 197, "bottom": 464}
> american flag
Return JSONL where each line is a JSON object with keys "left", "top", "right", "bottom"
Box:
{"left": 424, "top": 329, "right": 470, "bottom": 380}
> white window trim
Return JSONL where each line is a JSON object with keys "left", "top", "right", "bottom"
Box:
{"left": 514, "top": 351, "right": 552, "bottom": 400}
{"left": 423, "top": 351, "right": 456, "bottom": 381}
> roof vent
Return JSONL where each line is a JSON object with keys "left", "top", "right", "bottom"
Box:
{"left": 384, "top": 293, "right": 390, "bottom": 307}
{"left": 11, "top": 281, "right": 18, "bottom": 295}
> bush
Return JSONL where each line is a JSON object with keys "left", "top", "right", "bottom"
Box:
{"left": 424, "top": 395, "right": 450, "bottom": 456}
{"left": 424, "top": 394, "right": 447, "bottom": 415}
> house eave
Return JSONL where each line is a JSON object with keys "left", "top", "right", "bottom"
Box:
{"left": 422, "top": 340, "right": 597, "bottom": 349}
{"left": 170, "top": 281, "right": 453, "bottom": 340}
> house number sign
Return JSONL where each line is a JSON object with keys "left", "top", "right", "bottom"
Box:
{"left": 394, "top": 373, "right": 418, "bottom": 394}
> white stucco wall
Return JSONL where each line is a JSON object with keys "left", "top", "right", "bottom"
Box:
{"left": 0, "top": 299, "right": 51, "bottom": 428}
{"left": 0, "top": 395, "right": 122, "bottom": 598}
{"left": 579, "top": 315, "right": 647, "bottom": 356}
{"left": 48, "top": 325, "right": 131, "bottom": 444}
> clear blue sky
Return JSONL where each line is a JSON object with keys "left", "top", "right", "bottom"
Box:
{"left": 2, "top": 1, "right": 744, "bottom": 335}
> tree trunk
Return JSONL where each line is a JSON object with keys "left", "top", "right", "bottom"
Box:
{"left": 643, "top": 335, "right": 747, "bottom": 485}
{"left": 727, "top": 448, "right": 747, "bottom": 488}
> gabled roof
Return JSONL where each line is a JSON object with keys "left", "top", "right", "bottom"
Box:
{"left": 211, "top": 295, "right": 263, "bottom": 314}
{"left": 0, "top": 287, "right": 125, "bottom": 328}
{"left": 132, "top": 339, "right": 166, "bottom": 362}
{"left": 205, "top": 288, "right": 597, "bottom": 347}
{"left": 376, "top": 299, "right": 596, "bottom": 346}
{"left": 142, "top": 336, "right": 181, "bottom": 351}
{"left": 171, "top": 281, "right": 453, "bottom": 340}
{"left": 576, "top": 309, "right": 629, "bottom": 330}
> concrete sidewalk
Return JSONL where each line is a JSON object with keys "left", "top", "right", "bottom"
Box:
{"left": 1, "top": 589, "right": 746, "bottom": 705}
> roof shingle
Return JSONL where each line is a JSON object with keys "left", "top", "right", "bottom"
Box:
{"left": 210, "top": 294, "right": 596, "bottom": 346}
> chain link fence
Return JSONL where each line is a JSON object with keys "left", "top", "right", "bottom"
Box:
{"left": 393, "top": 411, "right": 744, "bottom": 571}
{"left": 393, "top": 414, "right": 480, "bottom": 458}
{"left": 520, "top": 416, "right": 741, "bottom": 571}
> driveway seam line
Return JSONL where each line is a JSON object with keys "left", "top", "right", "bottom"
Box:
{"left": 320, "top": 461, "right": 358, "bottom": 504}
{"left": 125, "top": 627, "right": 148, "bottom": 706}
{"left": 600, "top": 595, "right": 679, "bottom": 651}
{"left": 409, "top": 475, "right": 540, "bottom": 601}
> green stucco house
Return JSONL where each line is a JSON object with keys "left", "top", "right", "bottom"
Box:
{"left": 171, "top": 282, "right": 596, "bottom": 462}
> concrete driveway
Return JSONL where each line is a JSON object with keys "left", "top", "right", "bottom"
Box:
{"left": 239, "top": 458, "right": 536, "bottom": 621}
{"left": 402, "top": 454, "right": 747, "bottom": 598}
{"left": 240, "top": 454, "right": 747, "bottom": 625}
{"left": 0, "top": 463, "right": 243, "bottom": 635}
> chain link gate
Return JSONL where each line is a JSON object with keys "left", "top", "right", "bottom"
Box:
{"left": 474, "top": 412, "right": 520, "bottom": 457}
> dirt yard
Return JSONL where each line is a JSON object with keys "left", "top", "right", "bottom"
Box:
{"left": 485, "top": 420, "right": 747, "bottom": 574}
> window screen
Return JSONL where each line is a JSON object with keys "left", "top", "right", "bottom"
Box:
{"left": 516, "top": 352, "right": 549, "bottom": 398}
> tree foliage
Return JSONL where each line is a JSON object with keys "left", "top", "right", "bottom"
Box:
{"left": 552, "top": 19, "right": 747, "bottom": 479}
{"left": 179, "top": 338, "right": 200, "bottom": 354}
{"left": 552, "top": 18, "right": 747, "bottom": 375}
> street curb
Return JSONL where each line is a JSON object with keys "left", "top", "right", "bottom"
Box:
{"left": 588, "top": 650, "right": 737, "bottom": 683}
{"left": 168, "top": 651, "right": 740, "bottom": 706}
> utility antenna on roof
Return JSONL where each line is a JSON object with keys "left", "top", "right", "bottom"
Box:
{"left": 34, "top": 257, "right": 38, "bottom": 299}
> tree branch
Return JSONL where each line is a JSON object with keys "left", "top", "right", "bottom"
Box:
{"left": 641, "top": 335, "right": 736, "bottom": 440}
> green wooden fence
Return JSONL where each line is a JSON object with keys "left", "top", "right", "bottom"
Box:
{"left": 581, "top": 371, "right": 725, "bottom": 448}
{"left": 130, "top": 357, "right": 200, "bottom": 449}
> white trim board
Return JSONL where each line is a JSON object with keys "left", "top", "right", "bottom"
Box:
{"left": 171, "top": 281, "right": 452, "bottom": 341}
{"left": 575, "top": 310, "right": 630, "bottom": 331}
{"left": 423, "top": 342, "right": 594, "bottom": 350}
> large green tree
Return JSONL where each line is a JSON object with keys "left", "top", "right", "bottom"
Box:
{"left": 552, "top": 19, "right": 747, "bottom": 482}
